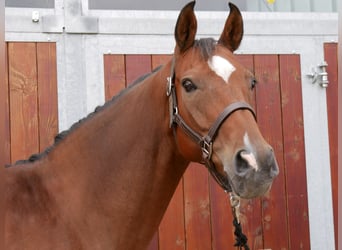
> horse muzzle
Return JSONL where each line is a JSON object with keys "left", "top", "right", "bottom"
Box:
{"left": 231, "top": 147, "right": 279, "bottom": 198}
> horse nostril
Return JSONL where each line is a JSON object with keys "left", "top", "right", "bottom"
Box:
{"left": 240, "top": 150, "right": 258, "bottom": 171}
{"left": 235, "top": 148, "right": 279, "bottom": 178}
{"left": 235, "top": 150, "right": 256, "bottom": 176}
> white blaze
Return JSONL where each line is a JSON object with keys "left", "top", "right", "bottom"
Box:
{"left": 243, "top": 132, "right": 259, "bottom": 171}
{"left": 208, "top": 55, "right": 236, "bottom": 83}
{"left": 240, "top": 151, "right": 258, "bottom": 171}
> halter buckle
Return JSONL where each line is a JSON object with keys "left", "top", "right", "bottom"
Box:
{"left": 201, "top": 140, "right": 213, "bottom": 160}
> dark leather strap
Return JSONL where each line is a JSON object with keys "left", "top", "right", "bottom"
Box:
{"left": 206, "top": 102, "right": 256, "bottom": 142}
{"left": 171, "top": 100, "right": 256, "bottom": 158}
{"left": 173, "top": 113, "right": 203, "bottom": 144}
{"left": 205, "top": 159, "right": 232, "bottom": 192}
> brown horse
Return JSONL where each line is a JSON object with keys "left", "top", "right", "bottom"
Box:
{"left": 5, "top": 2, "right": 278, "bottom": 249}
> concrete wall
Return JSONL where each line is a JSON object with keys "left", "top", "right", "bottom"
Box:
{"left": 5, "top": 0, "right": 338, "bottom": 248}
{"left": 6, "top": 0, "right": 338, "bottom": 12}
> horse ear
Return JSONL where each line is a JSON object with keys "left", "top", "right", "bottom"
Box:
{"left": 175, "top": 1, "right": 197, "bottom": 53}
{"left": 218, "top": 2, "right": 243, "bottom": 52}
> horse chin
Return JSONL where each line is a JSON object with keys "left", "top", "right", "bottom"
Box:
{"left": 220, "top": 164, "right": 273, "bottom": 199}
{"left": 231, "top": 178, "right": 273, "bottom": 199}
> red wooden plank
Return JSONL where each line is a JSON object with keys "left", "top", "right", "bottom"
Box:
{"left": 125, "top": 55, "right": 152, "bottom": 86}
{"left": 324, "top": 42, "right": 338, "bottom": 250}
{"left": 0, "top": 16, "right": 5, "bottom": 248}
{"left": 0, "top": 42, "right": 10, "bottom": 166}
{"left": 152, "top": 55, "right": 185, "bottom": 250}
{"left": 37, "top": 42, "right": 58, "bottom": 151}
{"left": 236, "top": 54, "right": 256, "bottom": 108}
{"left": 183, "top": 163, "right": 211, "bottom": 250}
{"left": 151, "top": 54, "right": 172, "bottom": 70}
{"left": 254, "top": 55, "right": 289, "bottom": 249}
{"left": 209, "top": 179, "right": 234, "bottom": 249}
{"left": 279, "top": 55, "right": 310, "bottom": 249}
{"left": 209, "top": 55, "right": 258, "bottom": 250}
{"left": 8, "top": 42, "right": 39, "bottom": 162}
{"left": 159, "top": 182, "right": 185, "bottom": 250}
{"left": 235, "top": 55, "right": 265, "bottom": 250}
{"left": 103, "top": 54, "right": 126, "bottom": 101}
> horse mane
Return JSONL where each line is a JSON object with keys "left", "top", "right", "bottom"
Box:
{"left": 8, "top": 65, "right": 163, "bottom": 167}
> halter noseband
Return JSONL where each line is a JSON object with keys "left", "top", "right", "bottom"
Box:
{"left": 166, "top": 57, "right": 256, "bottom": 193}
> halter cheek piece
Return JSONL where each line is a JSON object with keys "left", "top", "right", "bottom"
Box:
{"left": 166, "top": 58, "right": 256, "bottom": 193}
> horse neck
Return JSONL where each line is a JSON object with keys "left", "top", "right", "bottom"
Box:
{"left": 43, "top": 62, "right": 188, "bottom": 247}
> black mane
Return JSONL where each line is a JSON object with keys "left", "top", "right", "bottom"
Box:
{"left": 7, "top": 65, "right": 162, "bottom": 167}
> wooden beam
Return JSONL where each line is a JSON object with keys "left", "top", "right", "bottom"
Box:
{"left": 0, "top": 0, "right": 6, "bottom": 247}
{"left": 0, "top": 0, "right": 9, "bottom": 167}
{"left": 324, "top": 43, "right": 338, "bottom": 250}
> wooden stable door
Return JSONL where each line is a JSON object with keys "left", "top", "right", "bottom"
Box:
{"left": 1, "top": 42, "right": 58, "bottom": 165}
{"left": 104, "top": 54, "right": 310, "bottom": 250}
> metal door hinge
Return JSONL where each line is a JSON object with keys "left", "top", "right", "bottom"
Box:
{"left": 306, "top": 61, "right": 329, "bottom": 88}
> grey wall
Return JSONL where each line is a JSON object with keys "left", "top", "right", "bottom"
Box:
{"left": 88, "top": 0, "right": 247, "bottom": 11}
{"left": 5, "top": 0, "right": 54, "bottom": 8}
{"left": 5, "top": 0, "right": 336, "bottom": 12}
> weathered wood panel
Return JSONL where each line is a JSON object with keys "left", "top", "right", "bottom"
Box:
{"left": 125, "top": 55, "right": 152, "bottom": 85}
{"left": 236, "top": 55, "right": 263, "bottom": 250}
{"left": 5, "top": 42, "right": 58, "bottom": 164}
{"left": 0, "top": 43, "right": 10, "bottom": 166}
{"left": 0, "top": 9, "right": 5, "bottom": 246}
{"left": 151, "top": 54, "right": 172, "bottom": 70}
{"left": 324, "top": 42, "right": 338, "bottom": 250}
{"left": 208, "top": 54, "right": 259, "bottom": 250}
{"left": 279, "top": 55, "right": 310, "bottom": 249}
{"left": 8, "top": 42, "right": 40, "bottom": 162}
{"left": 158, "top": 182, "right": 186, "bottom": 250}
{"left": 209, "top": 177, "right": 234, "bottom": 250}
{"left": 183, "top": 164, "right": 212, "bottom": 250}
{"left": 254, "top": 55, "right": 288, "bottom": 249}
{"left": 37, "top": 43, "right": 58, "bottom": 150}
{"left": 103, "top": 54, "right": 126, "bottom": 101}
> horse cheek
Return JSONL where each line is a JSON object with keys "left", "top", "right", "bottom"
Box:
{"left": 176, "top": 129, "right": 202, "bottom": 162}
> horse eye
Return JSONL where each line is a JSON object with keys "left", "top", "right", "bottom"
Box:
{"left": 250, "top": 78, "right": 258, "bottom": 90}
{"left": 182, "top": 79, "right": 197, "bottom": 92}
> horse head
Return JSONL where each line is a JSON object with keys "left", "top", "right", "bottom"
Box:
{"left": 170, "top": 1, "right": 279, "bottom": 198}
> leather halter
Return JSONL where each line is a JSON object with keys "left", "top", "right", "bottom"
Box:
{"left": 167, "top": 57, "right": 256, "bottom": 192}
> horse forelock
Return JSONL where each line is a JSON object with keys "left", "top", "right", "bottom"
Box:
{"left": 194, "top": 38, "right": 217, "bottom": 61}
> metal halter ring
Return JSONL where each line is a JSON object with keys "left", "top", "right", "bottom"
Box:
{"left": 166, "top": 77, "right": 172, "bottom": 96}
